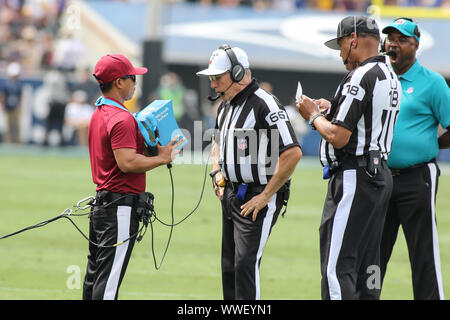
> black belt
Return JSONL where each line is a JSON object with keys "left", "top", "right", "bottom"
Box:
{"left": 390, "top": 161, "right": 432, "bottom": 176}
{"left": 339, "top": 154, "right": 388, "bottom": 169}
{"left": 226, "top": 180, "right": 291, "bottom": 217}
{"left": 326, "top": 152, "right": 388, "bottom": 179}
{"left": 343, "top": 155, "right": 387, "bottom": 168}
{"left": 228, "top": 182, "right": 265, "bottom": 193}
{"left": 356, "top": 155, "right": 369, "bottom": 167}
{"left": 95, "top": 190, "right": 138, "bottom": 207}
{"left": 227, "top": 181, "right": 290, "bottom": 194}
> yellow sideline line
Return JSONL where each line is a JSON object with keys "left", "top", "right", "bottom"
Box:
{"left": 370, "top": 0, "right": 450, "bottom": 19}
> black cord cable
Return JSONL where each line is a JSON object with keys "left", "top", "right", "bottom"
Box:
{"left": 0, "top": 213, "right": 67, "bottom": 240}
{"left": 0, "top": 196, "right": 143, "bottom": 248}
{"left": 153, "top": 154, "right": 210, "bottom": 227}
{"left": 63, "top": 214, "right": 147, "bottom": 248}
{"left": 1, "top": 155, "right": 212, "bottom": 270}
{"left": 148, "top": 157, "right": 210, "bottom": 269}
{"left": 149, "top": 164, "right": 175, "bottom": 270}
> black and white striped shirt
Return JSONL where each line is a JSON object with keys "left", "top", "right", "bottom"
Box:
{"left": 215, "top": 79, "right": 300, "bottom": 185}
{"left": 320, "top": 55, "right": 401, "bottom": 167}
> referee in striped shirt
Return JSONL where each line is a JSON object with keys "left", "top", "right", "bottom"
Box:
{"left": 297, "top": 16, "right": 401, "bottom": 299}
{"left": 197, "top": 45, "right": 302, "bottom": 300}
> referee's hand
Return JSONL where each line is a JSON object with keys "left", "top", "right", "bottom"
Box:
{"left": 240, "top": 193, "right": 271, "bottom": 222}
{"left": 213, "top": 172, "right": 225, "bottom": 200}
{"left": 297, "top": 94, "right": 320, "bottom": 121}
{"left": 313, "top": 98, "right": 331, "bottom": 114}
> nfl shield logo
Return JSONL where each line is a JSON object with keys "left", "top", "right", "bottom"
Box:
{"left": 237, "top": 138, "right": 248, "bottom": 150}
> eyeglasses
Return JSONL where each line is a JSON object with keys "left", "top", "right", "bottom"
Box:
{"left": 208, "top": 72, "right": 228, "bottom": 82}
{"left": 386, "top": 34, "right": 410, "bottom": 45}
{"left": 121, "top": 75, "right": 136, "bottom": 82}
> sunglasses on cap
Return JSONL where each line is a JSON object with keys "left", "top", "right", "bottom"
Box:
{"left": 120, "top": 74, "right": 136, "bottom": 82}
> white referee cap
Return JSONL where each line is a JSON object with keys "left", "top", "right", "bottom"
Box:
{"left": 196, "top": 47, "right": 250, "bottom": 76}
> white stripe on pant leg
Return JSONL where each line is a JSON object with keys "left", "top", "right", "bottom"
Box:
{"left": 254, "top": 194, "right": 277, "bottom": 300}
{"left": 327, "top": 170, "right": 356, "bottom": 300}
{"left": 103, "top": 205, "right": 131, "bottom": 300}
{"left": 427, "top": 163, "right": 445, "bottom": 300}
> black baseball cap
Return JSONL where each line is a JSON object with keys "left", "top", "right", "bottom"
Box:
{"left": 325, "top": 16, "right": 380, "bottom": 50}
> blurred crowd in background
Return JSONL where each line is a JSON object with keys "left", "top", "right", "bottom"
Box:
{"left": 0, "top": 0, "right": 72, "bottom": 75}
{"left": 0, "top": 0, "right": 95, "bottom": 146}
{"left": 107, "top": 0, "right": 450, "bottom": 9}
{"left": 0, "top": 0, "right": 448, "bottom": 148}
{"left": 186, "top": 0, "right": 450, "bottom": 10}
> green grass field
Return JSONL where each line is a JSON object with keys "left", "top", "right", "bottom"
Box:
{"left": 1, "top": 145, "right": 450, "bottom": 300}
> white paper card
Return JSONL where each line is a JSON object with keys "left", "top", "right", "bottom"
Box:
{"left": 295, "top": 81, "right": 303, "bottom": 102}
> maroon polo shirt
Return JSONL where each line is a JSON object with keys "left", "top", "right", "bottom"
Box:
{"left": 88, "top": 97, "right": 145, "bottom": 194}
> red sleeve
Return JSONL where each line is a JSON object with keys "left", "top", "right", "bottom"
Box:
{"left": 107, "top": 111, "right": 137, "bottom": 150}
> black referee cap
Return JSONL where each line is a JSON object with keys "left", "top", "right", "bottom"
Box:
{"left": 325, "top": 16, "right": 380, "bottom": 50}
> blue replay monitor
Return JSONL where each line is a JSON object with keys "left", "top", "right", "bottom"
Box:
{"left": 134, "top": 100, "right": 188, "bottom": 150}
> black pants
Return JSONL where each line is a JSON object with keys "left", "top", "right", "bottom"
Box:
{"left": 220, "top": 185, "right": 283, "bottom": 300}
{"left": 82, "top": 204, "right": 139, "bottom": 300}
{"left": 320, "top": 164, "right": 392, "bottom": 300}
{"left": 380, "top": 162, "right": 444, "bottom": 299}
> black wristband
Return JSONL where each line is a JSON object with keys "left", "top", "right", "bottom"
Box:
{"left": 309, "top": 113, "right": 325, "bottom": 130}
{"left": 209, "top": 169, "right": 221, "bottom": 178}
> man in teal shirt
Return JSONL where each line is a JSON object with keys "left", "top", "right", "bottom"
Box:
{"left": 380, "top": 18, "right": 450, "bottom": 300}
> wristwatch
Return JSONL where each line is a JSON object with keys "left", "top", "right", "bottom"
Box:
{"left": 309, "top": 113, "right": 325, "bottom": 130}
{"left": 210, "top": 169, "right": 226, "bottom": 188}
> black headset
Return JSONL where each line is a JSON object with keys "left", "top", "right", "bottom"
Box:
{"left": 219, "top": 44, "right": 245, "bottom": 83}
{"left": 381, "top": 17, "right": 420, "bottom": 52}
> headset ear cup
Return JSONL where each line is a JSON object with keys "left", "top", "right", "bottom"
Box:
{"left": 231, "top": 64, "right": 244, "bottom": 82}
{"left": 220, "top": 44, "right": 244, "bottom": 83}
{"left": 380, "top": 38, "right": 386, "bottom": 53}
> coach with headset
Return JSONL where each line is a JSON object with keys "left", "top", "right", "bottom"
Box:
{"left": 297, "top": 16, "right": 401, "bottom": 299}
{"left": 196, "top": 45, "right": 302, "bottom": 300}
{"left": 379, "top": 18, "right": 450, "bottom": 300}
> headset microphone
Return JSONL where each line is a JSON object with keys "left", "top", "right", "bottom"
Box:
{"left": 380, "top": 37, "right": 397, "bottom": 59}
{"left": 386, "top": 50, "right": 397, "bottom": 58}
{"left": 208, "top": 92, "right": 223, "bottom": 102}
{"left": 343, "top": 18, "right": 358, "bottom": 66}
{"left": 207, "top": 81, "right": 233, "bottom": 102}
{"left": 343, "top": 40, "right": 354, "bottom": 65}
